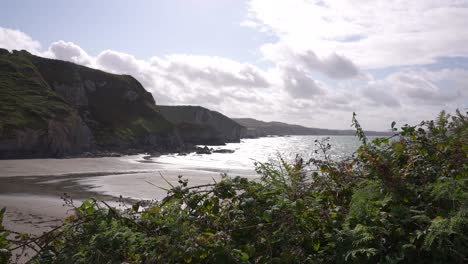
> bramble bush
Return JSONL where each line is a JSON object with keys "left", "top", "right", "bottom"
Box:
{"left": 0, "top": 208, "right": 10, "bottom": 264}
{"left": 1, "top": 110, "right": 467, "bottom": 263}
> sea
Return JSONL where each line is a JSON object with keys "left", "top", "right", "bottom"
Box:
{"left": 158, "top": 135, "right": 366, "bottom": 172}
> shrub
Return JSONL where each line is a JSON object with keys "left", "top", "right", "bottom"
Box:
{"left": 5, "top": 110, "right": 468, "bottom": 263}
{"left": 0, "top": 208, "right": 11, "bottom": 264}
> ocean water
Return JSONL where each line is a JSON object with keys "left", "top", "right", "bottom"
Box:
{"left": 156, "top": 135, "right": 369, "bottom": 173}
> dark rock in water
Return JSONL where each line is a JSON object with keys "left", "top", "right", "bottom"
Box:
{"left": 196, "top": 146, "right": 212, "bottom": 154}
{"left": 159, "top": 105, "right": 246, "bottom": 145}
{"left": 0, "top": 49, "right": 183, "bottom": 159}
{"left": 212, "top": 149, "right": 235, "bottom": 154}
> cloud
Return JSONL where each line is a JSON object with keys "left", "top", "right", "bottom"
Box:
{"left": 360, "top": 68, "right": 466, "bottom": 108}
{"left": 389, "top": 70, "right": 462, "bottom": 104}
{"left": 96, "top": 50, "right": 144, "bottom": 74}
{"left": 281, "top": 66, "right": 324, "bottom": 98}
{"left": 1, "top": 26, "right": 466, "bottom": 130}
{"left": 298, "top": 51, "right": 359, "bottom": 79}
{"left": 46, "top": 40, "right": 93, "bottom": 66}
{"left": 261, "top": 44, "right": 360, "bottom": 79}
{"left": 0, "top": 27, "right": 41, "bottom": 53}
{"left": 245, "top": 0, "right": 468, "bottom": 69}
{"left": 361, "top": 83, "right": 401, "bottom": 108}
{"left": 157, "top": 54, "right": 271, "bottom": 89}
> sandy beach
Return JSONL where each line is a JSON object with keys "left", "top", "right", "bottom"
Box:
{"left": 0, "top": 154, "right": 257, "bottom": 262}
{"left": 0, "top": 155, "right": 225, "bottom": 229}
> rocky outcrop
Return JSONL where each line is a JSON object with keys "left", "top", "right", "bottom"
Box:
{"left": 158, "top": 106, "right": 246, "bottom": 145}
{"left": 0, "top": 112, "right": 93, "bottom": 158}
{"left": 0, "top": 49, "right": 182, "bottom": 158}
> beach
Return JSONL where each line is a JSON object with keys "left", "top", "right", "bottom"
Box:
{"left": 0, "top": 154, "right": 248, "bottom": 262}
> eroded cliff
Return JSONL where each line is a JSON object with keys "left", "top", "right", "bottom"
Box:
{"left": 0, "top": 49, "right": 182, "bottom": 158}
{"left": 158, "top": 105, "right": 245, "bottom": 145}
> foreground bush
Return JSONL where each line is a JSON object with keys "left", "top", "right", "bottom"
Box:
{"left": 2, "top": 111, "right": 467, "bottom": 263}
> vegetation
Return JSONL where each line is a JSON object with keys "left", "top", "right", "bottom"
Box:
{"left": 0, "top": 50, "right": 75, "bottom": 137}
{"left": 0, "top": 50, "right": 176, "bottom": 156}
{"left": 1, "top": 110, "right": 467, "bottom": 263}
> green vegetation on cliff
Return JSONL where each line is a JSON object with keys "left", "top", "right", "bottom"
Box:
{"left": 159, "top": 105, "right": 245, "bottom": 145}
{"left": 0, "top": 50, "right": 75, "bottom": 135}
{"left": 1, "top": 111, "right": 466, "bottom": 263}
{"left": 28, "top": 54, "right": 175, "bottom": 146}
{"left": 0, "top": 49, "right": 180, "bottom": 158}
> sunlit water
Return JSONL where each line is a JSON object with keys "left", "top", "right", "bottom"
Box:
{"left": 156, "top": 135, "right": 369, "bottom": 172}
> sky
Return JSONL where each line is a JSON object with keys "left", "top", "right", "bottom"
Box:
{"left": 1, "top": 0, "right": 467, "bottom": 130}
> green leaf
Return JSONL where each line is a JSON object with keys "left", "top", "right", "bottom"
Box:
{"left": 240, "top": 252, "right": 249, "bottom": 261}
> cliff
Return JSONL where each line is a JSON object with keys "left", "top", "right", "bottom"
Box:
{"left": 159, "top": 106, "right": 245, "bottom": 145}
{"left": 0, "top": 49, "right": 182, "bottom": 158}
{"left": 233, "top": 118, "right": 391, "bottom": 137}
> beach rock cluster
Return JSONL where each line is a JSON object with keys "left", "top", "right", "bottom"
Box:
{"left": 194, "top": 146, "right": 235, "bottom": 155}
{"left": 196, "top": 146, "right": 212, "bottom": 154}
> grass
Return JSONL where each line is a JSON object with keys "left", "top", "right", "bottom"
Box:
{"left": 0, "top": 51, "right": 75, "bottom": 137}
{"left": 0, "top": 50, "right": 175, "bottom": 148}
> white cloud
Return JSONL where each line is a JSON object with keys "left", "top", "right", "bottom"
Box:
{"left": 0, "top": 27, "right": 41, "bottom": 53}
{"left": 46, "top": 40, "right": 93, "bottom": 66}
{"left": 361, "top": 84, "right": 401, "bottom": 108}
{"left": 261, "top": 44, "right": 360, "bottom": 79}
{"left": 389, "top": 70, "right": 464, "bottom": 104}
{"left": 155, "top": 54, "right": 271, "bottom": 89}
{"left": 281, "top": 66, "right": 324, "bottom": 98}
{"left": 245, "top": 0, "right": 468, "bottom": 69}
{"left": 359, "top": 68, "right": 466, "bottom": 109}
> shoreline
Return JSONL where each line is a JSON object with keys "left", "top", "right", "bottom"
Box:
{"left": 0, "top": 154, "right": 256, "bottom": 232}
{"left": 0, "top": 134, "right": 389, "bottom": 161}
{"left": 0, "top": 160, "right": 242, "bottom": 262}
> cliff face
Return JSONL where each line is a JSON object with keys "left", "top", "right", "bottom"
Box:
{"left": 0, "top": 49, "right": 182, "bottom": 158}
{"left": 159, "top": 106, "right": 245, "bottom": 145}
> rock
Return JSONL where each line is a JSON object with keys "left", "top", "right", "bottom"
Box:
{"left": 196, "top": 146, "right": 212, "bottom": 154}
{"left": 84, "top": 80, "right": 96, "bottom": 93}
{"left": 159, "top": 105, "right": 246, "bottom": 145}
{"left": 212, "top": 149, "right": 235, "bottom": 154}
{"left": 0, "top": 48, "right": 10, "bottom": 55}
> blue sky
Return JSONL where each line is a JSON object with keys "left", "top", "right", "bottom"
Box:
{"left": 1, "top": 0, "right": 467, "bottom": 130}
{"left": 1, "top": 0, "right": 268, "bottom": 61}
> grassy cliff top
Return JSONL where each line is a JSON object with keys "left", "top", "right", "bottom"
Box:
{"left": 0, "top": 49, "right": 75, "bottom": 136}
{"left": 0, "top": 49, "right": 175, "bottom": 147}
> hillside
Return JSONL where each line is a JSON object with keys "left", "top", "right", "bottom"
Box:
{"left": 233, "top": 118, "right": 391, "bottom": 137}
{"left": 0, "top": 49, "right": 182, "bottom": 158}
{"left": 159, "top": 105, "right": 245, "bottom": 145}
